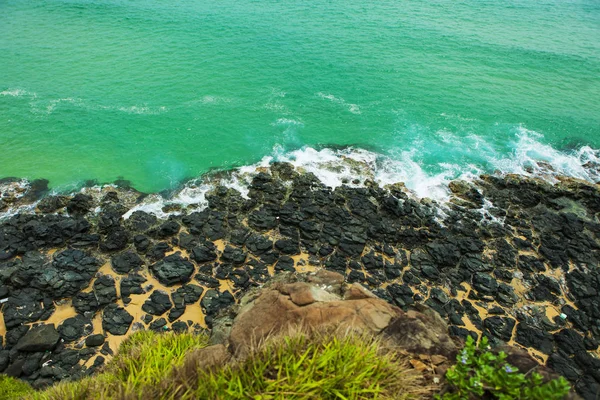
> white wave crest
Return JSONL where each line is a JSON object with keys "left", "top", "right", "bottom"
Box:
{"left": 491, "top": 127, "right": 600, "bottom": 182}
{"left": 1, "top": 88, "right": 37, "bottom": 99}
{"left": 316, "top": 92, "right": 361, "bottom": 115}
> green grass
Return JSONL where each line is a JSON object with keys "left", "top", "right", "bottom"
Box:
{"left": 183, "top": 330, "right": 429, "bottom": 400}
{"left": 0, "top": 375, "right": 34, "bottom": 400}
{"left": 31, "top": 331, "right": 209, "bottom": 400}
{"left": 30, "top": 329, "right": 431, "bottom": 400}
{"left": 105, "top": 330, "right": 209, "bottom": 391}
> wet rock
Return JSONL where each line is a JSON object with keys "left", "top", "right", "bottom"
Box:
{"left": 425, "top": 240, "right": 461, "bottom": 268}
{"left": 134, "top": 234, "right": 151, "bottom": 252}
{"left": 14, "top": 324, "right": 60, "bottom": 352}
{"left": 275, "top": 256, "right": 296, "bottom": 272}
{"left": 66, "top": 194, "right": 93, "bottom": 216}
{"left": 150, "top": 253, "right": 194, "bottom": 286}
{"left": 127, "top": 211, "right": 158, "bottom": 233}
{"left": 190, "top": 242, "right": 217, "bottom": 264}
{"left": 324, "top": 253, "right": 346, "bottom": 275}
{"left": 515, "top": 322, "right": 554, "bottom": 354}
{"left": 102, "top": 304, "right": 133, "bottom": 335}
{"left": 172, "top": 284, "right": 204, "bottom": 305}
{"left": 149, "top": 318, "right": 168, "bottom": 331}
{"left": 483, "top": 316, "right": 516, "bottom": 344}
{"left": 384, "top": 261, "right": 402, "bottom": 279}
{"left": 496, "top": 282, "right": 519, "bottom": 306}
{"left": 148, "top": 242, "right": 171, "bottom": 260}
{"left": 142, "top": 291, "right": 172, "bottom": 316}
{"left": 178, "top": 232, "right": 198, "bottom": 251}
{"left": 472, "top": 273, "right": 498, "bottom": 295}
{"left": 554, "top": 329, "right": 586, "bottom": 355}
{"left": 229, "top": 269, "right": 250, "bottom": 289}
{"left": 2, "top": 289, "right": 46, "bottom": 329}
{"left": 575, "top": 375, "right": 600, "bottom": 400}
{"left": 93, "top": 275, "right": 117, "bottom": 306}
{"left": 21, "top": 352, "right": 44, "bottom": 376}
{"left": 111, "top": 251, "right": 143, "bottom": 274}
{"left": 26, "top": 249, "right": 100, "bottom": 299}
{"left": 154, "top": 220, "right": 180, "bottom": 238}
{"left": 194, "top": 274, "right": 221, "bottom": 288}
{"left": 9, "top": 251, "right": 47, "bottom": 288}
{"left": 337, "top": 232, "right": 367, "bottom": 257}
{"left": 100, "top": 227, "right": 130, "bottom": 252}
{"left": 274, "top": 239, "right": 300, "bottom": 256}
{"left": 246, "top": 234, "right": 273, "bottom": 255}
{"left": 0, "top": 350, "right": 10, "bottom": 372}
{"left": 72, "top": 291, "right": 99, "bottom": 315}
{"left": 386, "top": 283, "right": 414, "bottom": 308}
{"left": 547, "top": 351, "right": 584, "bottom": 382}
{"left": 201, "top": 289, "right": 235, "bottom": 328}
{"left": 221, "top": 245, "right": 247, "bottom": 265}
{"left": 171, "top": 321, "right": 188, "bottom": 333}
{"left": 37, "top": 195, "right": 70, "bottom": 213}
{"left": 85, "top": 334, "right": 105, "bottom": 347}
{"left": 58, "top": 315, "right": 92, "bottom": 343}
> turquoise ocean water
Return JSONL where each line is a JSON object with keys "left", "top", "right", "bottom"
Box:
{"left": 1, "top": 0, "right": 599, "bottom": 195}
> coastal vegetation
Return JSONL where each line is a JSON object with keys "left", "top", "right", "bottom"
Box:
{"left": 1, "top": 330, "right": 573, "bottom": 399}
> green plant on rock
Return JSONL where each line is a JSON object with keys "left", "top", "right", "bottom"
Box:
{"left": 437, "top": 336, "right": 571, "bottom": 400}
{"left": 0, "top": 374, "right": 34, "bottom": 400}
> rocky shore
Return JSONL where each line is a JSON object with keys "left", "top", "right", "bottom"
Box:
{"left": 1, "top": 162, "right": 599, "bottom": 398}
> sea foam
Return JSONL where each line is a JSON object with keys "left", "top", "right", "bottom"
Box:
{"left": 118, "top": 129, "right": 599, "bottom": 220}
{"left": 1, "top": 129, "right": 598, "bottom": 222}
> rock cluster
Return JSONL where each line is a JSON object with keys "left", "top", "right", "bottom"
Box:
{"left": 0, "top": 164, "right": 599, "bottom": 398}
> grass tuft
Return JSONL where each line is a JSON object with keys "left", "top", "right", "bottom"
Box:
{"left": 0, "top": 375, "right": 34, "bottom": 400}
{"left": 31, "top": 328, "right": 433, "bottom": 400}
{"left": 186, "top": 328, "right": 431, "bottom": 400}
{"left": 32, "top": 331, "right": 209, "bottom": 400}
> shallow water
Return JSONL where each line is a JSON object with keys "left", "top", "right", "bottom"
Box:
{"left": 1, "top": 0, "right": 599, "bottom": 194}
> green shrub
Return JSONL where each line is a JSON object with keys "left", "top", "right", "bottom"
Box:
{"left": 0, "top": 375, "right": 34, "bottom": 400}
{"left": 438, "top": 336, "right": 571, "bottom": 400}
{"left": 188, "top": 330, "right": 429, "bottom": 400}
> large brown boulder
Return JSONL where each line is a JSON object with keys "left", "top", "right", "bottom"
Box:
{"left": 226, "top": 272, "right": 402, "bottom": 354}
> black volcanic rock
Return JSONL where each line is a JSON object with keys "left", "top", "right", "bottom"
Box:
{"left": 37, "top": 195, "right": 69, "bottom": 214}
{"left": 150, "top": 253, "right": 194, "bottom": 286}
{"left": 200, "top": 289, "right": 235, "bottom": 328}
{"left": 67, "top": 194, "right": 93, "bottom": 216}
{"left": 190, "top": 242, "right": 217, "bottom": 264}
{"left": 14, "top": 325, "right": 60, "bottom": 352}
{"left": 93, "top": 275, "right": 117, "bottom": 306}
{"left": 111, "top": 251, "right": 143, "bottom": 274}
{"left": 72, "top": 291, "right": 99, "bottom": 315}
{"left": 120, "top": 273, "right": 147, "bottom": 298}
{"left": 58, "top": 315, "right": 92, "bottom": 343}
{"left": 102, "top": 304, "right": 133, "bottom": 335}
{"left": 100, "top": 227, "right": 130, "bottom": 252}
{"left": 515, "top": 322, "right": 554, "bottom": 354}
{"left": 22, "top": 249, "right": 101, "bottom": 299}
{"left": 85, "top": 334, "right": 105, "bottom": 347}
{"left": 142, "top": 291, "right": 172, "bottom": 316}
{"left": 221, "top": 245, "right": 247, "bottom": 265}
{"left": 472, "top": 273, "right": 498, "bottom": 295}
{"left": 483, "top": 316, "right": 516, "bottom": 344}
